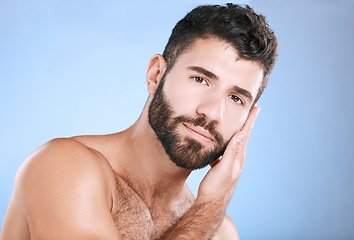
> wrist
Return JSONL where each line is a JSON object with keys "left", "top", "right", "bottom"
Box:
{"left": 197, "top": 188, "right": 234, "bottom": 207}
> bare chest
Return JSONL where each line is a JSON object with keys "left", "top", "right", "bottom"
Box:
{"left": 110, "top": 175, "right": 193, "bottom": 240}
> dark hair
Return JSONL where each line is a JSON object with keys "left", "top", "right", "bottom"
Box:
{"left": 162, "top": 3, "right": 278, "bottom": 104}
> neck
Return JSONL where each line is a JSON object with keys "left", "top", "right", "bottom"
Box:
{"left": 113, "top": 103, "right": 191, "bottom": 205}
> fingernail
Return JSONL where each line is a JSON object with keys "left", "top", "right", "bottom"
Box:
{"left": 236, "top": 132, "right": 246, "bottom": 144}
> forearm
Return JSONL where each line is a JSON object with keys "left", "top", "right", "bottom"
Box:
{"left": 160, "top": 197, "right": 227, "bottom": 240}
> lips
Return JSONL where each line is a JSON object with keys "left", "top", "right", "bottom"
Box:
{"left": 183, "top": 123, "right": 214, "bottom": 142}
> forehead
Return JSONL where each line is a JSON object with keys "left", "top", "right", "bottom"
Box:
{"left": 170, "top": 37, "right": 264, "bottom": 97}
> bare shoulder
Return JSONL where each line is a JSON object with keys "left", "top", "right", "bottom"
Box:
{"left": 18, "top": 137, "right": 116, "bottom": 198}
{"left": 214, "top": 215, "right": 240, "bottom": 240}
{"left": 14, "top": 137, "right": 120, "bottom": 239}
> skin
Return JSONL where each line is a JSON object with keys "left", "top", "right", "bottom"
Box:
{"left": 1, "top": 37, "right": 263, "bottom": 240}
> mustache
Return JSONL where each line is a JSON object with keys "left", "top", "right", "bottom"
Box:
{"left": 172, "top": 116, "right": 224, "bottom": 144}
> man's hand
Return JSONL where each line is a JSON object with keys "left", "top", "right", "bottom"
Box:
{"left": 161, "top": 106, "right": 260, "bottom": 240}
{"left": 198, "top": 106, "right": 261, "bottom": 202}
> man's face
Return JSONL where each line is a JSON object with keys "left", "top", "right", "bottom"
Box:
{"left": 148, "top": 37, "right": 263, "bottom": 170}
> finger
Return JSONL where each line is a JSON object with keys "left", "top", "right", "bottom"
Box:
{"left": 220, "top": 130, "right": 247, "bottom": 170}
{"left": 240, "top": 106, "right": 260, "bottom": 150}
{"left": 241, "top": 106, "right": 260, "bottom": 134}
{"left": 225, "top": 106, "right": 260, "bottom": 174}
{"left": 212, "top": 107, "right": 259, "bottom": 175}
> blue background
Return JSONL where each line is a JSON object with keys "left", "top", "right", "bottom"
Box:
{"left": 1, "top": 0, "right": 353, "bottom": 239}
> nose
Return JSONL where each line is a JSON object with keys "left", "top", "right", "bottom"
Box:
{"left": 196, "top": 93, "right": 224, "bottom": 124}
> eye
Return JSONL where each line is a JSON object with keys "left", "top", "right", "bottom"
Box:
{"left": 229, "top": 95, "right": 243, "bottom": 105}
{"left": 193, "top": 76, "right": 207, "bottom": 85}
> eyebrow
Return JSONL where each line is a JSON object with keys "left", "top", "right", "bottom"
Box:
{"left": 187, "top": 66, "right": 254, "bottom": 101}
{"left": 232, "top": 85, "right": 253, "bottom": 101}
{"left": 188, "top": 66, "right": 219, "bottom": 80}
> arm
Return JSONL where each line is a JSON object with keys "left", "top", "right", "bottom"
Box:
{"left": 214, "top": 215, "right": 240, "bottom": 240}
{"left": 161, "top": 106, "right": 260, "bottom": 240}
{"left": 15, "top": 138, "right": 122, "bottom": 240}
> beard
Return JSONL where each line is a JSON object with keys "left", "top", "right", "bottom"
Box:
{"left": 148, "top": 77, "right": 228, "bottom": 170}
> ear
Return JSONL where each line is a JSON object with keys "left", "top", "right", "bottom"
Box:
{"left": 146, "top": 54, "right": 167, "bottom": 95}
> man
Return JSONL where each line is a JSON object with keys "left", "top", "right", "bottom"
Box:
{"left": 1, "top": 3, "right": 277, "bottom": 239}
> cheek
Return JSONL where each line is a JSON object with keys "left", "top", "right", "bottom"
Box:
{"left": 223, "top": 110, "right": 249, "bottom": 140}
{"left": 163, "top": 78, "right": 200, "bottom": 114}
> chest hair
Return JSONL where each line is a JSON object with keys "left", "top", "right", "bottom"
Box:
{"left": 111, "top": 174, "right": 193, "bottom": 239}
